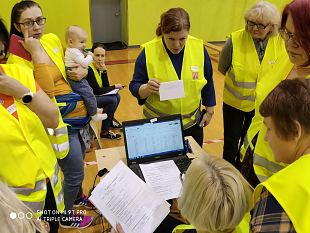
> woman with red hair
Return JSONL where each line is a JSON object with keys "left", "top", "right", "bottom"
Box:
{"left": 240, "top": 0, "right": 310, "bottom": 187}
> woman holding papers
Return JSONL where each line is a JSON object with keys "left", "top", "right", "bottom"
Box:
{"left": 129, "top": 7, "right": 216, "bottom": 146}
{"left": 86, "top": 42, "right": 123, "bottom": 140}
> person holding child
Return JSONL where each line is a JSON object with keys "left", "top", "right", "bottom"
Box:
{"left": 8, "top": 0, "right": 94, "bottom": 229}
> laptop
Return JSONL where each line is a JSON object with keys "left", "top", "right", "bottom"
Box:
{"left": 122, "top": 114, "right": 191, "bottom": 181}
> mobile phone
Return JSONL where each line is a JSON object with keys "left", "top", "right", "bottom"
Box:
{"left": 8, "top": 34, "right": 32, "bottom": 61}
{"left": 197, "top": 109, "right": 206, "bottom": 127}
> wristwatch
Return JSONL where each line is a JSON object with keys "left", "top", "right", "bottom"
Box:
{"left": 20, "top": 90, "right": 34, "bottom": 104}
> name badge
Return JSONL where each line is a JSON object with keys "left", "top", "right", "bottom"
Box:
{"left": 191, "top": 66, "right": 199, "bottom": 80}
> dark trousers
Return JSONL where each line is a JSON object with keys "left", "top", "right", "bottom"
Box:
{"left": 96, "top": 93, "right": 120, "bottom": 133}
{"left": 184, "top": 123, "right": 204, "bottom": 147}
{"left": 68, "top": 78, "right": 98, "bottom": 116}
{"left": 41, "top": 182, "right": 59, "bottom": 233}
{"left": 223, "top": 103, "right": 254, "bottom": 168}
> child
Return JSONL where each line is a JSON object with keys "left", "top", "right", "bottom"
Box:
{"left": 65, "top": 25, "right": 106, "bottom": 122}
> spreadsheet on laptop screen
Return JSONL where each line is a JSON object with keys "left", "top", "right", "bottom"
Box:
{"left": 124, "top": 119, "right": 184, "bottom": 160}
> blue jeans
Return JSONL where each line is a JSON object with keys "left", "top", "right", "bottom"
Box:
{"left": 58, "top": 130, "right": 85, "bottom": 211}
{"left": 68, "top": 78, "right": 97, "bottom": 116}
{"left": 96, "top": 93, "right": 120, "bottom": 132}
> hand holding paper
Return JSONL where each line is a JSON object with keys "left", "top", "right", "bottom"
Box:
{"left": 159, "top": 80, "right": 185, "bottom": 101}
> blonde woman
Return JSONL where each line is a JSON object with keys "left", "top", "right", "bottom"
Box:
{"left": 176, "top": 155, "right": 253, "bottom": 233}
{"left": 218, "top": 1, "right": 284, "bottom": 169}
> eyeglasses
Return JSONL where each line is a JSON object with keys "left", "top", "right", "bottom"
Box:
{"left": 17, "top": 17, "right": 46, "bottom": 28}
{"left": 279, "top": 28, "right": 299, "bottom": 44}
{"left": 247, "top": 20, "right": 269, "bottom": 30}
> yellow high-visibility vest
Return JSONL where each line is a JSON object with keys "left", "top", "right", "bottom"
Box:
{"left": 172, "top": 212, "right": 250, "bottom": 233}
{"left": 254, "top": 154, "right": 310, "bottom": 233}
{"left": 0, "top": 64, "right": 64, "bottom": 215}
{"left": 240, "top": 43, "right": 292, "bottom": 161}
{"left": 7, "top": 33, "right": 69, "bottom": 159}
{"left": 89, "top": 63, "right": 103, "bottom": 87}
{"left": 143, "top": 35, "right": 206, "bottom": 129}
{"left": 253, "top": 75, "right": 309, "bottom": 181}
{"left": 224, "top": 29, "right": 285, "bottom": 112}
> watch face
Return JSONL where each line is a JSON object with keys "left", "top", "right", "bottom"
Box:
{"left": 22, "top": 94, "right": 33, "bottom": 103}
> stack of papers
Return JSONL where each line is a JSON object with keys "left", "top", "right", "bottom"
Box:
{"left": 89, "top": 161, "right": 170, "bottom": 233}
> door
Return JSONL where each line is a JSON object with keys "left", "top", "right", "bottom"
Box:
{"left": 91, "top": 0, "right": 122, "bottom": 43}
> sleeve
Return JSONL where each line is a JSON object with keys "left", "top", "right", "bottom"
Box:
{"left": 201, "top": 48, "right": 216, "bottom": 107}
{"left": 33, "top": 64, "right": 55, "bottom": 98}
{"left": 250, "top": 189, "right": 295, "bottom": 233}
{"left": 218, "top": 37, "right": 233, "bottom": 75}
{"left": 70, "top": 48, "right": 93, "bottom": 68}
{"left": 129, "top": 49, "right": 149, "bottom": 105}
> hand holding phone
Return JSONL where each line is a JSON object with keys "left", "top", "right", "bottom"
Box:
{"left": 8, "top": 34, "right": 32, "bottom": 61}
{"left": 197, "top": 109, "right": 206, "bottom": 127}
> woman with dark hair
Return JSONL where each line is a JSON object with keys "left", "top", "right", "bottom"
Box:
{"left": 8, "top": 0, "right": 93, "bottom": 229}
{"left": 130, "top": 7, "right": 216, "bottom": 146}
{"left": 86, "top": 42, "right": 124, "bottom": 139}
{"left": 251, "top": 78, "right": 310, "bottom": 232}
{"left": 0, "top": 17, "right": 62, "bottom": 233}
{"left": 240, "top": 0, "right": 310, "bottom": 187}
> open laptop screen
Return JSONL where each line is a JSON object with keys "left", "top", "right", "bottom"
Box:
{"left": 123, "top": 115, "right": 185, "bottom": 163}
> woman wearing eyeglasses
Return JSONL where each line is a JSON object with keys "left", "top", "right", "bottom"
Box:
{"left": 218, "top": 1, "right": 286, "bottom": 172}
{"left": 240, "top": 0, "right": 310, "bottom": 188}
{"left": 8, "top": 0, "right": 93, "bottom": 229}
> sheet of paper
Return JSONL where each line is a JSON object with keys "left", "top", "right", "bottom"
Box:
{"left": 159, "top": 80, "right": 184, "bottom": 101}
{"left": 100, "top": 89, "right": 119, "bottom": 96}
{"left": 139, "top": 160, "right": 182, "bottom": 200}
{"left": 89, "top": 161, "right": 170, "bottom": 233}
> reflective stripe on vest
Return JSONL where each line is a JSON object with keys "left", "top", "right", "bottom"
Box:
{"left": 224, "top": 83, "right": 255, "bottom": 102}
{"left": 143, "top": 102, "right": 201, "bottom": 129}
{"left": 254, "top": 154, "right": 310, "bottom": 232}
{"left": 143, "top": 35, "right": 206, "bottom": 129}
{"left": 227, "top": 70, "right": 257, "bottom": 89}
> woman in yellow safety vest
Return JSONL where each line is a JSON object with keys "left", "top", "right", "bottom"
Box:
{"left": 129, "top": 7, "right": 216, "bottom": 147}
{"left": 9, "top": 0, "right": 93, "bottom": 228}
{"left": 0, "top": 18, "right": 63, "bottom": 232}
{"left": 218, "top": 1, "right": 285, "bottom": 169}
{"left": 240, "top": 0, "right": 310, "bottom": 187}
{"left": 251, "top": 78, "right": 310, "bottom": 232}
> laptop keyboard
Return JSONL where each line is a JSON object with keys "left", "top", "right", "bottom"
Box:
{"left": 174, "top": 158, "right": 191, "bottom": 173}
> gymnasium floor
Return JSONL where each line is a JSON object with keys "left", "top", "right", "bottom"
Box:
{"left": 59, "top": 46, "right": 225, "bottom": 233}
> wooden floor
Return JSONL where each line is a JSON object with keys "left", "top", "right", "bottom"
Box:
{"left": 59, "top": 47, "right": 225, "bottom": 233}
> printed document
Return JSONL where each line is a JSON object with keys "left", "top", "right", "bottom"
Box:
{"left": 140, "top": 160, "right": 182, "bottom": 200}
{"left": 98, "top": 89, "right": 119, "bottom": 96}
{"left": 89, "top": 161, "right": 170, "bottom": 233}
{"left": 159, "top": 80, "right": 184, "bottom": 101}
